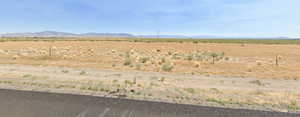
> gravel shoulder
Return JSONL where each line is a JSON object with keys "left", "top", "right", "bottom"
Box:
{"left": 0, "top": 64, "right": 299, "bottom": 113}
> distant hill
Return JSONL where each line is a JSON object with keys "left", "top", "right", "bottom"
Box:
{"left": 138, "top": 35, "right": 189, "bottom": 39}
{"left": 0, "top": 31, "right": 78, "bottom": 37}
{"left": 0, "top": 31, "right": 190, "bottom": 38}
{"left": 0, "top": 31, "right": 134, "bottom": 38}
{"left": 0, "top": 31, "right": 292, "bottom": 39}
{"left": 81, "top": 33, "right": 134, "bottom": 37}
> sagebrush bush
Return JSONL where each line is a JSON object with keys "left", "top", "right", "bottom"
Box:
{"left": 184, "top": 88, "right": 196, "bottom": 94}
{"left": 185, "top": 54, "right": 193, "bottom": 61}
{"left": 79, "top": 71, "right": 87, "bottom": 75}
{"left": 139, "top": 57, "right": 149, "bottom": 63}
{"left": 161, "top": 63, "right": 173, "bottom": 72}
{"left": 124, "top": 57, "right": 132, "bottom": 66}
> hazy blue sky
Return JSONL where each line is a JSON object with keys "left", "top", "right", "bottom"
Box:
{"left": 0, "top": 0, "right": 299, "bottom": 37}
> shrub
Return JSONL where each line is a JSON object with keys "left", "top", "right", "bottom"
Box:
{"left": 125, "top": 52, "right": 130, "bottom": 58}
{"left": 124, "top": 80, "right": 134, "bottom": 86}
{"left": 161, "top": 63, "right": 173, "bottom": 72}
{"left": 209, "top": 88, "right": 223, "bottom": 94}
{"left": 185, "top": 54, "right": 193, "bottom": 61}
{"left": 249, "top": 80, "right": 264, "bottom": 86}
{"left": 184, "top": 88, "right": 195, "bottom": 94}
{"left": 158, "top": 77, "right": 165, "bottom": 82}
{"left": 224, "top": 57, "right": 229, "bottom": 61}
{"left": 288, "top": 101, "right": 300, "bottom": 110}
{"left": 161, "top": 57, "right": 166, "bottom": 63}
{"left": 124, "top": 57, "right": 132, "bottom": 66}
{"left": 79, "top": 71, "right": 87, "bottom": 75}
{"left": 62, "top": 70, "right": 69, "bottom": 73}
{"left": 139, "top": 57, "right": 149, "bottom": 63}
{"left": 219, "top": 52, "right": 225, "bottom": 59}
{"left": 23, "top": 74, "right": 32, "bottom": 78}
{"left": 275, "top": 55, "right": 282, "bottom": 66}
{"left": 252, "top": 90, "right": 265, "bottom": 95}
{"left": 206, "top": 98, "right": 227, "bottom": 105}
{"left": 112, "top": 79, "right": 118, "bottom": 83}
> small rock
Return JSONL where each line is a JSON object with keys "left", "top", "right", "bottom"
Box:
{"left": 111, "top": 50, "right": 116, "bottom": 53}
{"left": 12, "top": 55, "right": 19, "bottom": 60}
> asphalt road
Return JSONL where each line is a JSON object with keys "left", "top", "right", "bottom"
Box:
{"left": 0, "top": 89, "right": 298, "bottom": 117}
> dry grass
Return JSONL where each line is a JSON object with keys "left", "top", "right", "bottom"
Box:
{"left": 0, "top": 64, "right": 299, "bottom": 112}
{"left": 0, "top": 41, "right": 299, "bottom": 79}
{"left": 0, "top": 39, "right": 299, "bottom": 112}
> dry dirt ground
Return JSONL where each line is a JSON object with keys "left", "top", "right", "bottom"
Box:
{"left": 0, "top": 64, "right": 299, "bottom": 113}
{"left": 0, "top": 41, "right": 300, "bottom": 79}
{"left": 0, "top": 41, "right": 299, "bottom": 112}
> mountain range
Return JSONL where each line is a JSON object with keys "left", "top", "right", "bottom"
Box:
{"left": 0, "top": 31, "right": 135, "bottom": 38}
{"left": 0, "top": 31, "right": 293, "bottom": 39}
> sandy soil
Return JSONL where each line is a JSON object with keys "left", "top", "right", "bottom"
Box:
{"left": 0, "top": 41, "right": 299, "bottom": 112}
{"left": 0, "top": 64, "right": 299, "bottom": 113}
{"left": 0, "top": 41, "right": 300, "bottom": 79}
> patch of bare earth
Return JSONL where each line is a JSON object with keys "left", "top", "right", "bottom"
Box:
{"left": 0, "top": 41, "right": 299, "bottom": 112}
{"left": 0, "top": 64, "right": 299, "bottom": 113}
{"left": 0, "top": 41, "right": 299, "bottom": 79}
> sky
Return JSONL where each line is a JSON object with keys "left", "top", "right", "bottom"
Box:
{"left": 0, "top": 0, "right": 300, "bottom": 37}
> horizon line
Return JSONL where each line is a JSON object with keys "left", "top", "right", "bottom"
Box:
{"left": 0, "top": 30, "right": 297, "bottom": 39}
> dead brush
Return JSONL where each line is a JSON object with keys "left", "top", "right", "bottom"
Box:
{"left": 249, "top": 80, "right": 265, "bottom": 86}
{"left": 157, "top": 57, "right": 166, "bottom": 65}
{"left": 275, "top": 55, "right": 283, "bottom": 66}
{"left": 185, "top": 54, "right": 194, "bottom": 61}
{"left": 139, "top": 57, "right": 149, "bottom": 63}
{"left": 161, "top": 63, "right": 174, "bottom": 72}
{"left": 123, "top": 52, "right": 132, "bottom": 66}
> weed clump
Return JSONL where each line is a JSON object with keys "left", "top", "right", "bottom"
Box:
{"left": 79, "top": 71, "right": 87, "bottom": 75}
{"left": 192, "top": 41, "right": 198, "bottom": 44}
{"left": 124, "top": 57, "right": 132, "bottom": 66}
{"left": 185, "top": 54, "right": 193, "bottom": 61}
{"left": 62, "top": 70, "right": 69, "bottom": 73}
{"left": 184, "top": 88, "right": 196, "bottom": 94}
{"left": 124, "top": 80, "right": 134, "bottom": 86}
{"left": 23, "top": 74, "right": 32, "bottom": 78}
{"left": 249, "top": 80, "right": 264, "bottom": 86}
{"left": 288, "top": 101, "right": 300, "bottom": 110}
{"left": 161, "top": 63, "right": 174, "bottom": 72}
{"left": 139, "top": 57, "right": 149, "bottom": 63}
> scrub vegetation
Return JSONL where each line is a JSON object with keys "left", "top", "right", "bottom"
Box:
{"left": 0, "top": 37, "right": 299, "bottom": 112}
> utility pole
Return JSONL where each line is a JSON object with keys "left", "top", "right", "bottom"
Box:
{"left": 156, "top": 30, "right": 160, "bottom": 39}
